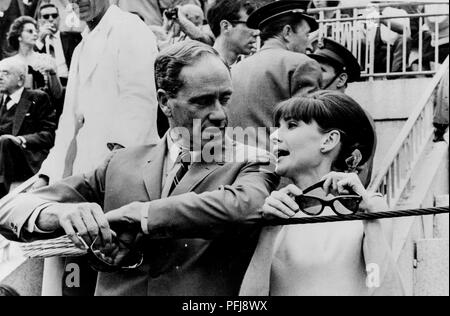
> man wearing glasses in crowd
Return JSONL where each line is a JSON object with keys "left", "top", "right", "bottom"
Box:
{"left": 207, "top": 0, "right": 260, "bottom": 67}
{"left": 35, "top": 3, "right": 81, "bottom": 87}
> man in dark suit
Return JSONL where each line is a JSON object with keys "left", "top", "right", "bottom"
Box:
{"left": 0, "top": 58, "right": 56, "bottom": 198}
{"left": 35, "top": 3, "right": 81, "bottom": 87}
{"left": 0, "top": 41, "right": 279, "bottom": 296}
{"left": 227, "top": 1, "right": 323, "bottom": 152}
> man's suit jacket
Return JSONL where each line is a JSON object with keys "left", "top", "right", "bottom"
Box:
{"left": 0, "top": 137, "right": 279, "bottom": 296}
{"left": 35, "top": 32, "right": 82, "bottom": 71}
{"left": 228, "top": 41, "right": 322, "bottom": 150}
{"left": 38, "top": 5, "right": 160, "bottom": 183}
{"left": 0, "top": 89, "right": 57, "bottom": 172}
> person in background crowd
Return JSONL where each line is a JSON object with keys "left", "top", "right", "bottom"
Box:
{"left": 1, "top": 0, "right": 40, "bottom": 60}
{"left": 157, "top": 3, "right": 214, "bottom": 49}
{"left": 6, "top": 16, "right": 63, "bottom": 102}
{"left": 240, "top": 91, "right": 405, "bottom": 296}
{"left": 0, "top": 40, "right": 279, "bottom": 296}
{"left": 308, "top": 37, "right": 376, "bottom": 188}
{"left": 35, "top": 3, "right": 81, "bottom": 87}
{"left": 207, "top": 0, "right": 259, "bottom": 67}
{"left": 0, "top": 58, "right": 56, "bottom": 199}
{"left": 32, "top": 0, "right": 86, "bottom": 33}
{"left": 114, "top": 0, "right": 204, "bottom": 26}
{"left": 31, "top": 0, "right": 160, "bottom": 297}
{"left": 228, "top": 1, "right": 322, "bottom": 152}
{"left": 34, "top": 2, "right": 81, "bottom": 121}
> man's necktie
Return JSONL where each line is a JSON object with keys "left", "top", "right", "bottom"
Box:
{"left": 168, "top": 150, "right": 191, "bottom": 195}
{"left": 48, "top": 36, "right": 56, "bottom": 58}
{"left": 1, "top": 95, "right": 11, "bottom": 110}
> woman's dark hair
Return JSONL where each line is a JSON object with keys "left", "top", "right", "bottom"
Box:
{"left": 273, "top": 91, "right": 375, "bottom": 172}
{"left": 0, "top": 285, "right": 20, "bottom": 296}
{"left": 7, "top": 16, "right": 37, "bottom": 51}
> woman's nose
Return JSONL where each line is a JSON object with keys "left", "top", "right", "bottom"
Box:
{"left": 270, "top": 129, "right": 280, "bottom": 144}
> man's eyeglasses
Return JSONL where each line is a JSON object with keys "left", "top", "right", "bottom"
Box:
{"left": 295, "top": 181, "right": 362, "bottom": 217}
{"left": 42, "top": 13, "right": 59, "bottom": 20}
{"left": 82, "top": 235, "right": 144, "bottom": 273}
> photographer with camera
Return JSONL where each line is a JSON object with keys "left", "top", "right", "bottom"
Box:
{"left": 159, "top": 3, "right": 214, "bottom": 49}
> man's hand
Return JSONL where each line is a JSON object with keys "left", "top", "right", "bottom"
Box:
{"left": 37, "top": 203, "right": 112, "bottom": 249}
{"left": 105, "top": 202, "right": 143, "bottom": 230}
{"left": 104, "top": 202, "right": 144, "bottom": 266}
{"left": 0, "top": 135, "right": 22, "bottom": 146}
{"left": 38, "top": 23, "right": 56, "bottom": 42}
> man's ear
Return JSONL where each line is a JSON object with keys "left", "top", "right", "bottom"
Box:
{"left": 282, "top": 24, "right": 294, "bottom": 42}
{"left": 157, "top": 89, "right": 172, "bottom": 118}
{"left": 320, "top": 130, "right": 341, "bottom": 154}
{"left": 220, "top": 20, "right": 232, "bottom": 34}
{"left": 335, "top": 73, "right": 348, "bottom": 89}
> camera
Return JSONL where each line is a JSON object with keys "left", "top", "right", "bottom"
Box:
{"left": 164, "top": 8, "right": 179, "bottom": 20}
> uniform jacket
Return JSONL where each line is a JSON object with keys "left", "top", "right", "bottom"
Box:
{"left": 228, "top": 40, "right": 322, "bottom": 150}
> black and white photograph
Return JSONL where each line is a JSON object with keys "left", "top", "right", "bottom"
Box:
{"left": 0, "top": 0, "right": 448, "bottom": 301}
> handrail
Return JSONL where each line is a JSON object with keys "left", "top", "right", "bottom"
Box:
{"left": 313, "top": 2, "right": 449, "bottom": 78}
{"left": 308, "top": 1, "right": 449, "bottom": 14}
{"left": 368, "top": 57, "right": 449, "bottom": 208}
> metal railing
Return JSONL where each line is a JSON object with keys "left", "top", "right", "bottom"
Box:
{"left": 310, "top": 1, "right": 449, "bottom": 79}
{"left": 368, "top": 57, "right": 448, "bottom": 209}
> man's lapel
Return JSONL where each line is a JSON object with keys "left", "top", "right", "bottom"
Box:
{"left": 171, "top": 162, "right": 222, "bottom": 196}
{"left": 143, "top": 136, "right": 167, "bottom": 201}
{"left": 12, "top": 89, "right": 32, "bottom": 136}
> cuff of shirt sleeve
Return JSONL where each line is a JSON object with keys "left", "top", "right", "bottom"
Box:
{"left": 26, "top": 203, "right": 58, "bottom": 234}
{"left": 141, "top": 206, "right": 149, "bottom": 235}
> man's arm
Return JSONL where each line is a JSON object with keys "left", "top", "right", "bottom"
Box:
{"left": 173, "top": 11, "right": 214, "bottom": 45}
{"left": 108, "top": 156, "right": 279, "bottom": 240}
{"left": 0, "top": 151, "right": 116, "bottom": 246}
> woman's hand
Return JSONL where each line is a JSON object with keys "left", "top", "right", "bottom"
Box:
{"left": 261, "top": 185, "right": 303, "bottom": 220}
{"left": 321, "top": 172, "right": 375, "bottom": 212}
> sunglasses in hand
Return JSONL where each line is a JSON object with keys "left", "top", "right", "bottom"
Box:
{"left": 295, "top": 180, "right": 363, "bottom": 217}
{"left": 84, "top": 234, "right": 144, "bottom": 273}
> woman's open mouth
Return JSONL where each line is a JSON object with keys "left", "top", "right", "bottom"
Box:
{"left": 275, "top": 149, "right": 290, "bottom": 160}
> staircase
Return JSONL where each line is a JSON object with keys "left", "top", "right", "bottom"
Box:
{"left": 368, "top": 58, "right": 449, "bottom": 296}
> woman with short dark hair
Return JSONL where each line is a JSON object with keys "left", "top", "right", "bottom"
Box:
{"left": 6, "top": 15, "right": 62, "bottom": 99}
{"left": 240, "top": 91, "right": 405, "bottom": 296}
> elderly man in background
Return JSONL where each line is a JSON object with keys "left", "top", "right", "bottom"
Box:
{"left": 207, "top": 0, "right": 259, "bottom": 67}
{"left": 0, "top": 41, "right": 278, "bottom": 296}
{"left": 0, "top": 58, "right": 56, "bottom": 198}
{"left": 31, "top": 0, "right": 159, "bottom": 296}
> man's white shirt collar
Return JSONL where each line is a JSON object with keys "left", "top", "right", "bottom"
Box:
{"left": 3, "top": 87, "right": 25, "bottom": 110}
